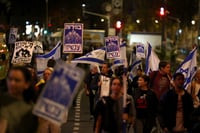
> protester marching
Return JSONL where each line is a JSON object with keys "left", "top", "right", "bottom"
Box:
{"left": 1, "top": 22, "right": 200, "bottom": 133}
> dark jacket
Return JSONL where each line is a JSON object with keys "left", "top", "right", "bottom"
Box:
{"left": 159, "top": 89, "right": 194, "bottom": 131}
{"left": 85, "top": 72, "right": 100, "bottom": 92}
{"left": 132, "top": 88, "right": 158, "bottom": 129}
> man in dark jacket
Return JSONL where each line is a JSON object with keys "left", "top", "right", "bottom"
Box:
{"left": 85, "top": 65, "right": 100, "bottom": 119}
{"left": 159, "top": 73, "right": 194, "bottom": 133}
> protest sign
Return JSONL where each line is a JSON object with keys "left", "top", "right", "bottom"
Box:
{"left": 11, "top": 41, "right": 34, "bottom": 64}
{"left": 8, "top": 28, "right": 18, "bottom": 44}
{"left": 105, "top": 36, "right": 120, "bottom": 59}
{"left": 33, "top": 41, "right": 44, "bottom": 54}
{"left": 136, "top": 42, "right": 145, "bottom": 59}
{"left": 63, "top": 23, "right": 83, "bottom": 53}
{"left": 33, "top": 61, "right": 85, "bottom": 125}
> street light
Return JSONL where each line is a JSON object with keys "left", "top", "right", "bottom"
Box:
{"left": 155, "top": 20, "right": 159, "bottom": 24}
{"left": 101, "top": 18, "right": 105, "bottom": 22}
{"left": 191, "top": 20, "right": 196, "bottom": 45}
{"left": 136, "top": 19, "right": 140, "bottom": 24}
{"left": 191, "top": 20, "right": 196, "bottom": 25}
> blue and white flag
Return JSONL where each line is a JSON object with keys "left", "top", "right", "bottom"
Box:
{"left": 128, "top": 60, "right": 142, "bottom": 81}
{"left": 33, "top": 61, "right": 85, "bottom": 125}
{"left": 145, "top": 43, "right": 160, "bottom": 75}
{"left": 71, "top": 47, "right": 105, "bottom": 65}
{"left": 63, "top": 23, "right": 83, "bottom": 53}
{"left": 36, "top": 42, "right": 61, "bottom": 76}
{"left": 175, "top": 47, "right": 197, "bottom": 88}
{"left": 112, "top": 41, "right": 127, "bottom": 68}
{"left": 105, "top": 36, "right": 120, "bottom": 59}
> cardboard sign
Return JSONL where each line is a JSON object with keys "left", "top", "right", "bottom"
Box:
{"left": 105, "top": 36, "right": 120, "bottom": 59}
{"left": 8, "top": 28, "right": 18, "bottom": 44}
{"left": 33, "top": 61, "right": 85, "bottom": 125}
{"left": 136, "top": 43, "right": 145, "bottom": 59}
{"left": 11, "top": 41, "right": 34, "bottom": 64}
{"left": 63, "top": 23, "right": 83, "bottom": 53}
{"left": 33, "top": 41, "right": 43, "bottom": 54}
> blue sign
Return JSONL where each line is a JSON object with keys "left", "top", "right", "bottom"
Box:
{"left": 105, "top": 36, "right": 120, "bottom": 59}
{"left": 136, "top": 43, "right": 145, "bottom": 59}
{"left": 63, "top": 23, "right": 83, "bottom": 53}
{"left": 33, "top": 61, "right": 85, "bottom": 125}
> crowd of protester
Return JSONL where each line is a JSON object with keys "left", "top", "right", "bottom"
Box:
{"left": 1, "top": 59, "right": 200, "bottom": 133}
{"left": 85, "top": 61, "right": 200, "bottom": 133}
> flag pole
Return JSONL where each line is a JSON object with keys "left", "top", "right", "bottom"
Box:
{"left": 122, "top": 54, "right": 128, "bottom": 133}
{"left": 67, "top": 53, "right": 74, "bottom": 64}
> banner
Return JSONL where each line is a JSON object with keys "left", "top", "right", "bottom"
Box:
{"left": 63, "top": 23, "right": 83, "bottom": 53}
{"left": 33, "top": 61, "right": 85, "bottom": 125}
{"left": 136, "top": 42, "right": 145, "bottom": 59}
{"left": 33, "top": 41, "right": 43, "bottom": 54}
{"left": 11, "top": 41, "right": 34, "bottom": 64}
{"left": 71, "top": 47, "right": 105, "bottom": 65}
{"left": 8, "top": 28, "right": 18, "bottom": 44}
{"left": 105, "top": 36, "right": 120, "bottom": 59}
{"left": 36, "top": 42, "right": 61, "bottom": 76}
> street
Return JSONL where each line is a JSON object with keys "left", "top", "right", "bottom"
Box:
{"left": 61, "top": 89, "right": 94, "bottom": 133}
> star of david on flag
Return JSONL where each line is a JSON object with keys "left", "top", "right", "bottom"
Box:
{"left": 175, "top": 47, "right": 197, "bottom": 88}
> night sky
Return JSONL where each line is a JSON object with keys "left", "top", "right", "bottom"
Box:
{"left": 6, "top": 0, "right": 103, "bottom": 27}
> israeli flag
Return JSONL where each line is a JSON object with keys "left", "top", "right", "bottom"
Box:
{"left": 112, "top": 41, "right": 127, "bottom": 68}
{"left": 145, "top": 43, "right": 160, "bottom": 75}
{"left": 175, "top": 47, "right": 197, "bottom": 88}
{"left": 128, "top": 60, "right": 142, "bottom": 81}
{"left": 71, "top": 47, "right": 105, "bottom": 65}
{"left": 36, "top": 42, "right": 61, "bottom": 76}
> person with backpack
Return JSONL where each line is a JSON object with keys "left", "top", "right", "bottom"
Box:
{"left": 94, "top": 77, "right": 135, "bottom": 133}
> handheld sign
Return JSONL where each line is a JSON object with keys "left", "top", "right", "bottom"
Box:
{"left": 105, "top": 36, "right": 120, "bottom": 59}
{"left": 136, "top": 42, "right": 145, "bottom": 59}
{"left": 33, "top": 41, "right": 44, "bottom": 54}
{"left": 33, "top": 61, "right": 85, "bottom": 125}
{"left": 63, "top": 23, "right": 83, "bottom": 54}
{"left": 11, "top": 41, "right": 34, "bottom": 64}
{"left": 8, "top": 28, "right": 18, "bottom": 44}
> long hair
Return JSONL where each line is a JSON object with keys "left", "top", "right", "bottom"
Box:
{"left": 7, "top": 66, "right": 36, "bottom": 103}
